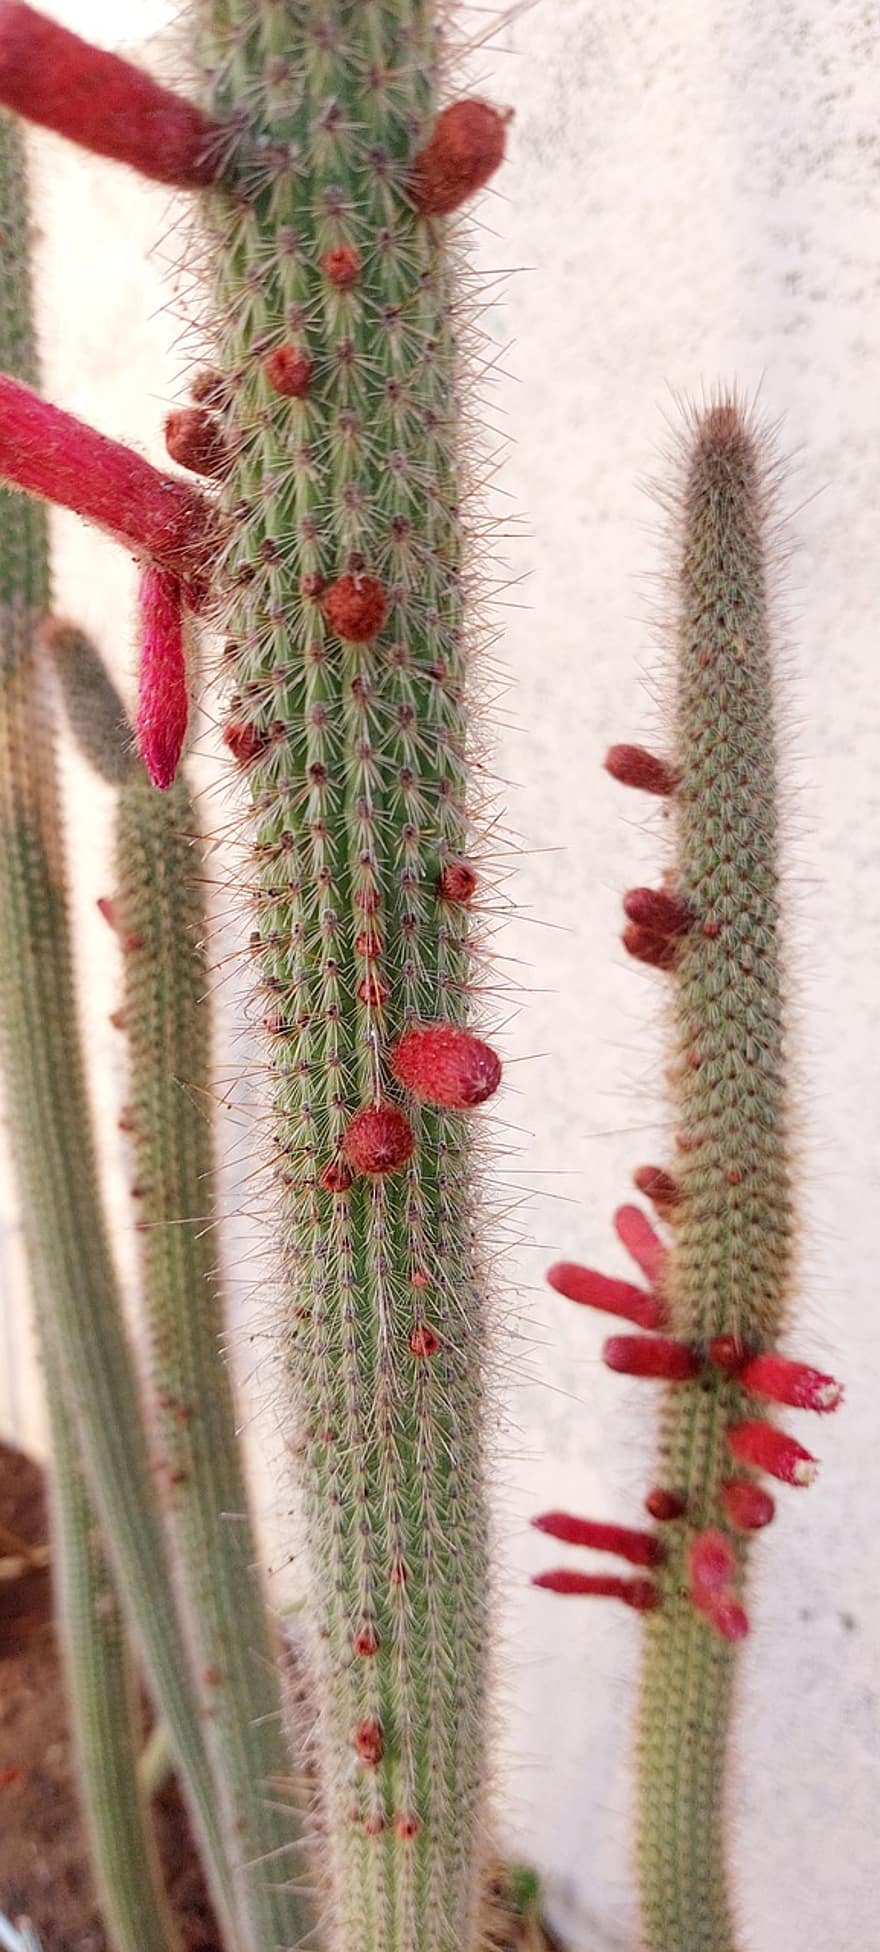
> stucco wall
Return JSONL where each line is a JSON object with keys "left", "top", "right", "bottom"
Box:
{"left": 1, "top": 4, "right": 877, "bottom": 1947}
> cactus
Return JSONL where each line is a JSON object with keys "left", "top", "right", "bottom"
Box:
{"left": 0, "top": 6, "right": 510, "bottom": 1949}
{"left": 43, "top": 1343, "right": 181, "bottom": 1952}
{"left": 0, "top": 101, "right": 238, "bottom": 1943}
{"left": 534, "top": 400, "right": 841, "bottom": 1951}
{"left": 113, "top": 766, "right": 310, "bottom": 1950}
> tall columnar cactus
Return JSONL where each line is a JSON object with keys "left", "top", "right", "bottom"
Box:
{"left": 533, "top": 401, "right": 841, "bottom": 1952}
{"left": 0, "top": 102, "right": 236, "bottom": 1945}
{"left": 0, "top": 8, "right": 509, "bottom": 1951}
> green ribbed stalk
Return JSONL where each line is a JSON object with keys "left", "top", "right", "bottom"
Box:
{"left": 0, "top": 106, "right": 236, "bottom": 1944}
{"left": 637, "top": 401, "right": 793, "bottom": 1952}
{"left": 114, "top": 771, "right": 312, "bottom": 1950}
{"left": 44, "top": 1342, "right": 181, "bottom": 1952}
{"left": 191, "top": 9, "right": 494, "bottom": 1949}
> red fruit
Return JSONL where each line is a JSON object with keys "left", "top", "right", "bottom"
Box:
{"left": 135, "top": 567, "right": 187, "bottom": 791}
{"left": 409, "top": 1324, "right": 440, "bottom": 1358}
{"left": 322, "top": 573, "right": 388, "bottom": 644}
{"left": 438, "top": 860, "right": 477, "bottom": 903}
{"left": 614, "top": 1205, "right": 667, "bottom": 1288}
{"left": 633, "top": 1165, "right": 680, "bottom": 1211}
{"left": 727, "top": 1420, "right": 818, "bottom": 1486}
{"left": 264, "top": 344, "right": 313, "bottom": 399}
{"left": 623, "top": 921, "right": 679, "bottom": 970}
{"left": 740, "top": 1353, "right": 843, "bottom": 1414}
{"left": 689, "top": 1529, "right": 735, "bottom": 1598}
{"left": 223, "top": 721, "right": 270, "bottom": 767}
{"left": 343, "top": 1103, "right": 414, "bottom": 1176}
{"left": 604, "top": 744, "right": 678, "bottom": 795}
{"left": 722, "top": 1479, "right": 775, "bottom": 1531}
{"left": 532, "top": 1570, "right": 659, "bottom": 1610}
{"left": 546, "top": 1262, "right": 663, "bottom": 1329}
{"left": 354, "top": 1720, "right": 384, "bottom": 1768}
{"left": 0, "top": 1, "right": 225, "bottom": 187}
{"left": 165, "top": 407, "right": 226, "bottom": 479}
{"left": 389, "top": 1022, "right": 501, "bottom": 1109}
{"left": 623, "top": 887, "right": 692, "bottom": 938}
{"left": 411, "top": 98, "right": 509, "bottom": 215}
{"left": 322, "top": 243, "right": 361, "bottom": 288}
{"left": 603, "top": 1334, "right": 700, "bottom": 1381}
{"left": 532, "top": 1512, "right": 662, "bottom": 1568}
{"left": 645, "top": 1487, "right": 687, "bottom": 1523}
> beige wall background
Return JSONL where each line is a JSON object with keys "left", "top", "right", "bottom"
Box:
{"left": 1, "top": 3, "right": 878, "bottom": 1948}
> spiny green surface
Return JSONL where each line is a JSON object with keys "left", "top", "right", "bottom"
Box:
{"left": 47, "top": 619, "right": 135, "bottom": 786}
{"left": 115, "top": 771, "right": 312, "bottom": 1951}
{"left": 192, "top": 7, "right": 494, "bottom": 1948}
{"left": 45, "top": 1342, "right": 181, "bottom": 1952}
{"left": 637, "top": 402, "right": 792, "bottom": 1952}
{"left": 0, "top": 106, "right": 235, "bottom": 1944}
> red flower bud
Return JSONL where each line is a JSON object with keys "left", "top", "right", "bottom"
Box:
{"left": 224, "top": 720, "right": 270, "bottom": 768}
{"left": 410, "top": 99, "right": 509, "bottom": 216}
{"left": 321, "top": 243, "right": 361, "bottom": 288}
{"left": 603, "top": 1334, "right": 700, "bottom": 1381}
{"left": 354, "top": 1720, "right": 384, "bottom": 1767}
{"left": 740, "top": 1353, "right": 843, "bottom": 1414}
{"left": 264, "top": 345, "right": 313, "bottom": 399}
{"left": 623, "top": 887, "right": 692, "bottom": 938}
{"left": 164, "top": 407, "right": 226, "bottom": 478}
{"left": 633, "top": 1164, "right": 680, "bottom": 1211}
{"left": 721, "top": 1479, "right": 775, "bottom": 1531}
{"left": 322, "top": 573, "right": 388, "bottom": 644}
{"left": 343, "top": 1104, "right": 414, "bottom": 1177}
{"left": 532, "top": 1570, "right": 659, "bottom": 1610}
{"left": 689, "top": 1529, "right": 735, "bottom": 1598}
{"left": 645, "top": 1487, "right": 687, "bottom": 1522}
{"left": 727, "top": 1420, "right": 818, "bottom": 1486}
{"left": 709, "top": 1335, "right": 748, "bottom": 1374}
{"left": 705, "top": 1592, "right": 750, "bottom": 1642}
{"left": 545, "top": 1262, "right": 663, "bottom": 1330}
{"left": 389, "top": 1022, "right": 501, "bottom": 1109}
{"left": 320, "top": 1159, "right": 354, "bottom": 1195}
{"left": 409, "top": 1324, "right": 440, "bottom": 1358}
{"left": 604, "top": 744, "right": 678, "bottom": 796}
{"left": 614, "top": 1205, "right": 667, "bottom": 1289}
{"left": 532, "top": 1512, "right": 662, "bottom": 1568}
{"left": 438, "top": 860, "right": 477, "bottom": 903}
{"left": 623, "top": 922, "right": 679, "bottom": 970}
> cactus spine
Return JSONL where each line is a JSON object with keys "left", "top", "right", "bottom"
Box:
{"left": 0, "top": 105, "right": 235, "bottom": 1941}
{"left": 189, "top": 9, "right": 503, "bottom": 1948}
{"left": 114, "top": 769, "right": 311, "bottom": 1950}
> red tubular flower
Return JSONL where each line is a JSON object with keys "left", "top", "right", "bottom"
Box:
{"left": 135, "top": 569, "right": 187, "bottom": 791}
{"left": 727, "top": 1420, "right": 818, "bottom": 1486}
{"left": 739, "top": 1353, "right": 843, "bottom": 1414}
{"left": 532, "top": 1511, "right": 663, "bottom": 1568}
{"left": 722, "top": 1479, "right": 775, "bottom": 1530}
{"left": 410, "top": 98, "right": 509, "bottom": 215}
{"left": 545, "top": 1262, "right": 663, "bottom": 1330}
{"left": 604, "top": 743, "right": 678, "bottom": 796}
{"left": 614, "top": 1204, "right": 667, "bottom": 1289}
{"left": 0, "top": 375, "right": 214, "bottom": 607}
{"left": 603, "top": 1334, "right": 701, "bottom": 1381}
{"left": 633, "top": 1164, "right": 680, "bottom": 1211}
{"left": 0, "top": 2, "right": 226, "bottom": 187}
{"left": 623, "top": 886, "right": 692, "bottom": 937}
{"left": 389, "top": 1022, "right": 501, "bottom": 1109}
{"left": 532, "top": 1570, "right": 659, "bottom": 1610}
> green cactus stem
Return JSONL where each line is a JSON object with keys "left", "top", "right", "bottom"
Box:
{"left": 0, "top": 105, "right": 236, "bottom": 1940}
{"left": 186, "top": 9, "right": 508, "bottom": 1948}
{"left": 44, "top": 1342, "right": 181, "bottom": 1952}
{"left": 114, "top": 768, "right": 312, "bottom": 1950}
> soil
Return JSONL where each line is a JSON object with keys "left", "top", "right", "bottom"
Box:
{"left": 0, "top": 1440, "right": 221, "bottom": 1952}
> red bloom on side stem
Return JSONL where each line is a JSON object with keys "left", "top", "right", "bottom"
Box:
{"left": 532, "top": 1570, "right": 659, "bottom": 1610}
{"left": 604, "top": 743, "right": 678, "bottom": 796}
{"left": 603, "top": 1334, "right": 701, "bottom": 1381}
{"left": 389, "top": 1022, "right": 501, "bottom": 1109}
{"left": 545, "top": 1262, "right": 663, "bottom": 1330}
{"left": 0, "top": 2, "right": 227, "bottom": 188}
{"left": 532, "top": 1512, "right": 663, "bottom": 1568}
{"left": 739, "top": 1353, "right": 843, "bottom": 1413}
{"left": 727, "top": 1420, "right": 818, "bottom": 1486}
{"left": 135, "top": 568, "right": 188, "bottom": 791}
